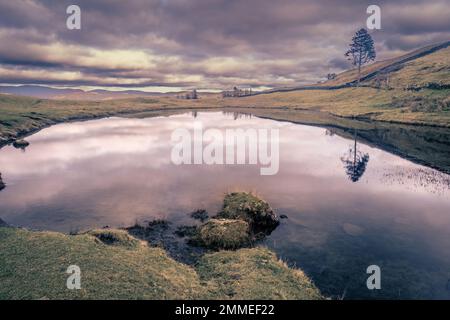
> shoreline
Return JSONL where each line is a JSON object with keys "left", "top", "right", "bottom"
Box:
{"left": 1, "top": 89, "right": 450, "bottom": 150}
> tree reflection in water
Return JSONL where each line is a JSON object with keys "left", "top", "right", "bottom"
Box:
{"left": 341, "top": 130, "right": 370, "bottom": 182}
{"left": 0, "top": 172, "right": 5, "bottom": 191}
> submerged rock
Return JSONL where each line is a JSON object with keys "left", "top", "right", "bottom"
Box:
{"left": 196, "top": 219, "right": 250, "bottom": 250}
{"left": 13, "top": 139, "right": 30, "bottom": 150}
{"left": 217, "top": 192, "right": 279, "bottom": 233}
{"left": 190, "top": 209, "right": 209, "bottom": 222}
{"left": 126, "top": 220, "right": 206, "bottom": 265}
{"left": 175, "top": 225, "right": 198, "bottom": 238}
{"left": 342, "top": 223, "right": 364, "bottom": 236}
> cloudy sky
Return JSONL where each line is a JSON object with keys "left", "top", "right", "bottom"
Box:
{"left": 0, "top": 0, "right": 449, "bottom": 92}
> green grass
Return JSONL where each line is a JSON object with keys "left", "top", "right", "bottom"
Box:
{"left": 0, "top": 227, "right": 323, "bottom": 300}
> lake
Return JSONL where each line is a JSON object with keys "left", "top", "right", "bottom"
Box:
{"left": 0, "top": 111, "right": 449, "bottom": 299}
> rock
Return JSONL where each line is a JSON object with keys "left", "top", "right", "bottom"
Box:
{"left": 13, "top": 139, "right": 30, "bottom": 149}
{"left": 342, "top": 223, "right": 364, "bottom": 236}
{"left": 197, "top": 219, "right": 251, "bottom": 249}
{"left": 217, "top": 192, "right": 279, "bottom": 232}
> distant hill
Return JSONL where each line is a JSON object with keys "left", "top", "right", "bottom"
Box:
{"left": 0, "top": 85, "right": 84, "bottom": 98}
{"left": 0, "top": 85, "right": 179, "bottom": 100}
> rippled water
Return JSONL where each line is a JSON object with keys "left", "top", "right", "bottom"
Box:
{"left": 0, "top": 111, "right": 449, "bottom": 299}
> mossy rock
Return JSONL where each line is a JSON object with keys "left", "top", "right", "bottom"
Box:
{"left": 12, "top": 139, "right": 30, "bottom": 149}
{"left": 87, "top": 229, "right": 141, "bottom": 249}
{"left": 217, "top": 192, "right": 279, "bottom": 232}
{"left": 197, "top": 219, "right": 250, "bottom": 250}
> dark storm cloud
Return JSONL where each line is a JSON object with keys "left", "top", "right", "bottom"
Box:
{"left": 0, "top": 0, "right": 448, "bottom": 90}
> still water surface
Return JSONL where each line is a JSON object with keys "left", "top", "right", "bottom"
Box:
{"left": 0, "top": 112, "right": 449, "bottom": 299}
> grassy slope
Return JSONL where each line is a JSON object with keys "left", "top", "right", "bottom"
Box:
{"left": 0, "top": 227, "right": 323, "bottom": 300}
{"left": 319, "top": 40, "right": 450, "bottom": 88}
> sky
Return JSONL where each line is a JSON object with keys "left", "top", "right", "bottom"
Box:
{"left": 0, "top": 0, "right": 449, "bottom": 92}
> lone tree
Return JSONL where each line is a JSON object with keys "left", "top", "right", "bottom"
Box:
{"left": 345, "top": 28, "right": 376, "bottom": 87}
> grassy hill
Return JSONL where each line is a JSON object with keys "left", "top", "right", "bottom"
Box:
{"left": 256, "top": 40, "right": 450, "bottom": 91}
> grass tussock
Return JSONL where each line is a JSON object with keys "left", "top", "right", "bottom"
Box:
{"left": 196, "top": 219, "right": 250, "bottom": 250}
{"left": 218, "top": 192, "right": 279, "bottom": 231}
